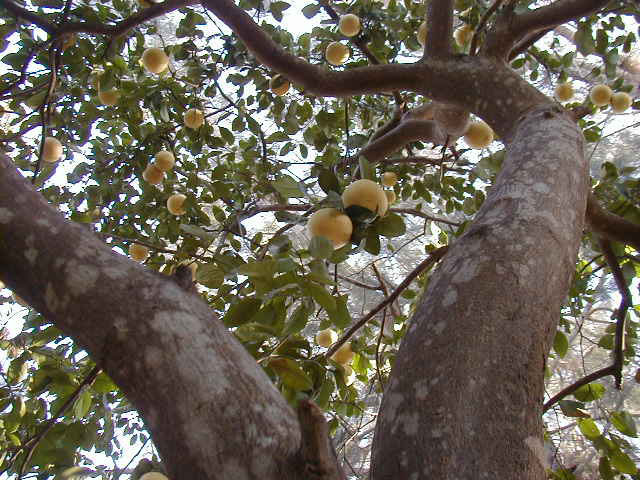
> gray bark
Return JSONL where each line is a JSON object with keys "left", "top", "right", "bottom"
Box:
{"left": 370, "top": 105, "right": 589, "bottom": 479}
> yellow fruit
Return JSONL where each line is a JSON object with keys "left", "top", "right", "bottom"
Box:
{"left": 167, "top": 193, "right": 187, "bottom": 216}
{"left": 307, "top": 208, "right": 353, "bottom": 249}
{"left": 339, "top": 14, "right": 361, "bottom": 37}
{"left": 42, "top": 137, "right": 63, "bottom": 163}
{"left": 417, "top": 21, "right": 427, "bottom": 47}
{"left": 98, "top": 89, "right": 120, "bottom": 106}
{"left": 610, "top": 92, "right": 632, "bottom": 113}
{"left": 142, "top": 164, "right": 165, "bottom": 185}
{"left": 554, "top": 82, "right": 574, "bottom": 102}
{"left": 183, "top": 108, "right": 204, "bottom": 129}
{"left": 342, "top": 365, "right": 355, "bottom": 385}
{"left": 342, "top": 179, "right": 388, "bottom": 216}
{"left": 325, "top": 42, "right": 350, "bottom": 66}
{"left": 139, "top": 473, "right": 169, "bottom": 480}
{"left": 142, "top": 47, "right": 169, "bottom": 74}
{"left": 129, "top": 243, "right": 149, "bottom": 262}
{"left": 385, "top": 190, "right": 396, "bottom": 204}
{"left": 463, "top": 120, "right": 494, "bottom": 149}
{"left": 316, "top": 328, "right": 338, "bottom": 347}
{"left": 269, "top": 74, "right": 290, "bottom": 96}
{"left": 331, "top": 342, "right": 355, "bottom": 365}
{"left": 454, "top": 24, "right": 473, "bottom": 47}
{"left": 188, "top": 262, "right": 198, "bottom": 281}
{"left": 381, "top": 172, "right": 397, "bottom": 187}
{"left": 154, "top": 150, "right": 175, "bottom": 171}
{"left": 589, "top": 84, "right": 612, "bottom": 107}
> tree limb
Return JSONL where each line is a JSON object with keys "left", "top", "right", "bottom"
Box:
{"left": 325, "top": 246, "right": 448, "bottom": 360}
{"left": 585, "top": 192, "right": 640, "bottom": 251}
{"left": 509, "top": 0, "right": 611, "bottom": 45}
{"left": 424, "top": 0, "right": 454, "bottom": 59}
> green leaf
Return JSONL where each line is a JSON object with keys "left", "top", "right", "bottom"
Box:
{"left": 309, "top": 235, "right": 334, "bottom": 259}
{"left": 223, "top": 298, "right": 262, "bottom": 327}
{"left": 235, "top": 259, "right": 278, "bottom": 278}
{"left": 326, "top": 295, "right": 351, "bottom": 329}
{"left": 573, "top": 383, "right": 605, "bottom": 402}
{"left": 559, "top": 400, "right": 590, "bottom": 418}
{"left": 308, "top": 283, "right": 336, "bottom": 312}
{"left": 318, "top": 168, "right": 340, "bottom": 194}
{"left": 375, "top": 213, "right": 406, "bottom": 238}
{"left": 599, "top": 456, "right": 615, "bottom": 480}
{"left": 609, "top": 449, "right": 637, "bottom": 474}
{"left": 197, "top": 263, "right": 225, "bottom": 289}
{"left": 578, "top": 418, "right": 601, "bottom": 440}
{"left": 268, "top": 357, "right": 313, "bottom": 391}
{"left": 73, "top": 390, "right": 92, "bottom": 419}
{"left": 272, "top": 175, "right": 305, "bottom": 198}
{"left": 358, "top": 156, "right": 374, "bottom": 181}
{"left": 364, "top": 231, "right": 381, "bottom": 255}
{"left": 301, "top": 4, "right": 321, "bottom": 18}
{"left": 553, "top": 331, "right": 569, "bottom": 358}
{"left": 611, "top": 411, "right": 637, "bottom": 437}
{"left": 283, "top": 303, "right": 310, "bottom": 335}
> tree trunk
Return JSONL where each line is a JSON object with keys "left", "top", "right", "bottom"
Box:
{"left": 0, "top": 154, "right": 306, "bottom": 479}
{"left": 370, "top": 106, "right": 589, "bottom": 479}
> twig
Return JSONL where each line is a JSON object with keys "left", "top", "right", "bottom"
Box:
{"left": 17, "top": 366, "right": 101, "bottom": 478}
{"left": 325, "top": 246, "right": 448, "bottom": 359}
{"left": 543, "top": 239, "right": 633, "bottom": 412}
{"left": 470, "top": 0, "right": 504, "bottom": 55}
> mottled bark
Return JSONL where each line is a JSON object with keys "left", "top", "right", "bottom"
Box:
{"left": 370, "top": 105, "right": 589, "bottom": 479}
{"left": 0, "top": 155, "right": 314, "bottom": 480}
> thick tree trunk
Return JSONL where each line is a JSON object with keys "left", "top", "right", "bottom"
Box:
{"left": 0, "top": 155, "right": 306, "bottom": 479}
{"left": 370, "top": 106, "right": 589, "bottom": 479}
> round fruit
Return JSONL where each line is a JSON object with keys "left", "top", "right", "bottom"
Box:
{"left": 307, "top": 208, "right": 353, "bottom": 249}
{"left": 129, "top": 243, "right": 149, "bottom": 262}
{"left": 381, "top": 172, "right": 397, "bottom": 187}
{"left": 269, "top": 74, "right": 290, "bottom": 96}
{"left": 142, "top": 164, "right": 164, "bottom": 185}
{"left": 139, "top": 473, "right": 169, "bottom": 480}
{"left": 339, "top": 14, "right": 361, "bottom": 37}
{"left": 342, "top": 179, "right": 388, "bottom": 216}
{"left": 98, "top": 89, "right": 120, "bottom": 106}
{"left": 385, "top": 190, "right": 396, "bottom": 204}
{"left": 184, "top": 108, "right": 204, "bottom": 129}
{"left": 325, "top": 42, "right": 350, "bottom": 66}
{"left": 611, "top": 92, "right": 632, "bottom": 113}
{"left": 554, "top": 82, "right": 574, "bottom": 102}
{"left": 167, "top": 194, "right": 187, "bottom": 216}
{"left": 154, "top": 150, "right": 175, "bottom": 171}
{"left": 42, "top": 137, "right": 63, "bottom": 163}
{"left": 331, "top": 342, "right": 355, "bottom": 365}
{"left": 142, "top": 47, "right": 169, "bottom": 74}
{"left": 589, "top": 84, "right": 612, "bottom": 107}
{"left": 463, "top": 120, "right": 494, "bottom": 149}
{"left": 316, "top": 328, "right": 338, "bottom": 347}
{"left": 417, "top": 22, "right": 427, "bottom": 47}
{"left": 454, "top": 24, "right": 473, "bottom": 47}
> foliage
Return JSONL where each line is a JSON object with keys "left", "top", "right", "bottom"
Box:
{"left": 0, "top": 0, "right": 638, "bottom": 478}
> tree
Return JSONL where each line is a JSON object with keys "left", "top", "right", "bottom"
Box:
{"left": 0, "top": 0, "right": 639, "bottom": 479}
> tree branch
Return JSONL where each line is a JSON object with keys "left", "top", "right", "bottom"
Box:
{"left": 509, "top": 0, "right": 611, "bottom": 44}
{"left": 325, "top": 246, "right": 448, "bottom": 360}
{"left": 424, "top": 0, "right": 454, "bottom": 59}
{"left": 585, "top": 193, "right": 640, "bottom": 251}
{"left": 201, "top": 0, "right": 428, "bottom": 97}
{"left": 543, "top": 239, "right": 633, "bottom": 412}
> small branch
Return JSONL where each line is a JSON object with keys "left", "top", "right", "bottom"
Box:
{"left": 424, "top": 0, "right": 454, "bottom": 60}
{"left": 325, "top": 247, "right": 448, "bottom": 360}
{"left": 585, "top": 192, "right": 640, "bottom": 251}
{"left": 543, "top": 239, "right": 633, "bottom": 412}
{"left": 371, "top": 262, "right": 400, "bottom": 318}
{"left": 17, "top": 366, "right": 101, "bottom": 478}
{"left": 297, "top": 399, "right": 347, "bottom": 480}
{"left": 337, "top": 274, "right": 381, "bottom": 291}
{"left": 389, "top": 208, "right": 461, "bottom": 227}
{"left": 470, "top": 0, "right": 505, "bottom": 55}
